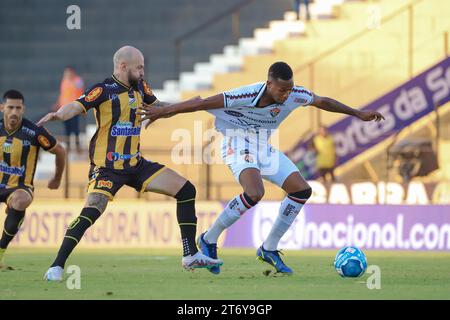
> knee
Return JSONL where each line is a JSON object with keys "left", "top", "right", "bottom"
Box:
{"left": 9, "top": 191, "right": 32, "bottom": 210}
{"left": 86, "top": 193, "right": 109, "bottom": 213}
{"left": 245, "top": 187, "right": 265, "bottom": 204}
{"left": 175, "top": 180, "right": 196, "bottom": 201}
{"left": 289, "top": 186, "right": 312, "bottom": 202}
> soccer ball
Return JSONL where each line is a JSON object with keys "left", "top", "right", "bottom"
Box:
{"left": 334, "top": 246, "right": 367, "bottom": 278}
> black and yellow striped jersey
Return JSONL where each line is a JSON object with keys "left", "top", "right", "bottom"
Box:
{"left": 0, "top": 118, "right": 57, "bottom": 189}
{"left": 75, "top": 75, "right": 156, "bottom": 170}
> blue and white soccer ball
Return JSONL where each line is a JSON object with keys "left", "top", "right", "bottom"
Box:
{"left": 334, "top": 246, "right": 367, "bottom": 278}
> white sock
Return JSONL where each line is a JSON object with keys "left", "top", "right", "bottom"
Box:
{"left": 263, "top": 195, "right": 305, "bottom": 251}
{"left": 204, "top": 194, "right": 254, "bottom": 244}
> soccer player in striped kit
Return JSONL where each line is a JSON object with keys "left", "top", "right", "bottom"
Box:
{"left": 0, "top": 90, "right": 66, "bottom": 269}
{"left": 38, "top": 46, "right": 222, "bottom": 281}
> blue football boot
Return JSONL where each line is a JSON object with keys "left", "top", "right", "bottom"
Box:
{"left": 256, "top": 245, "right": 293, "bottom": 274}
{"left": 196, "top": 232, "right": 220, "bottom": 274}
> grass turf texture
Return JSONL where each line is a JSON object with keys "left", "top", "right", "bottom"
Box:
{"left": 1, "top": 248, "right": 450, "bottom": 299}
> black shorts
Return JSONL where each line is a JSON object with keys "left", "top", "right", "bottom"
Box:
{"left": 87, "top": 158, "right": 165, "bottom": 200}
{"left": 0, "top": 186, "right": 34, "bottom": 204}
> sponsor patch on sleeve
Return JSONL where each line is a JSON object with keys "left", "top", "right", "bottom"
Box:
{"left": 38, "top": 135, "right": 51, "bottom": 148}
{"left": 85, "top": 87, "right": 103, "bottom": 102}
{"left": 142, "top": 81, "right": 153, "bottom": 96}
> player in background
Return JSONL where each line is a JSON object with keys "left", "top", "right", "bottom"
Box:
{"left": 138, "top": 62, "right": 384, "bottom": 275}
{"left": 0, "top": 90, "right": 66, "bottom": 269}
{"left": 38, "top": 46, "right": 222, "bottom": 281}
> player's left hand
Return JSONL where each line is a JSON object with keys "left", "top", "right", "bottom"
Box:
{"left": 356, "top": 110, "right": 385, "bottom": 122}
{"left": 48, "top": 177, "right": 61, "bottom": 189}
{"left": 137, "top": 102, "right": 168, "bottom": 128}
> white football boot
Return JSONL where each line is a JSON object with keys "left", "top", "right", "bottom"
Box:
{"left": 44, "top": 266, "right": 64, "bottom": 281}
{"left": 182, "top": 251, "right": 223, "bottom": 270}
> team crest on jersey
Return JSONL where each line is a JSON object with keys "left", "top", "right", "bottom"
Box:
{"left": 38, "top": 135, "right": 51, "bottom": 148}
{"left": 85, "top": 87, "right": 103, "bottom": 102}
{"left": 2, "top": 143, "right": 12, "bottom": 154}
{"left": 128, "top": 97, "right": 138, "bottom": 109}
{"left": 143, "top": 81, "right": 153, "bottom": 96}
{"left": 270, "top": 107, "right": 281, "bottom": 117}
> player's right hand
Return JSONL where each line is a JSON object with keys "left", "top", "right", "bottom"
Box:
{"left": 37, "top": 112, "right": 60, "bottom": 126}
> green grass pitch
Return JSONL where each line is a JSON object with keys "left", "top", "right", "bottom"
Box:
{"left": 1, "top": 248, "right": 450, "bottom": 299}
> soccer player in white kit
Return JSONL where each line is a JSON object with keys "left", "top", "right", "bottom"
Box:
{"left": 139, "top": 62, "right": 384, "bottom": 275}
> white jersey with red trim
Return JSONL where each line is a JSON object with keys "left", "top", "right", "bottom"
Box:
{"left": 207, "top": 82, "right": 314, "bottom": 136}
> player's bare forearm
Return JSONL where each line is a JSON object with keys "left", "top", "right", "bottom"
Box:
{"left": 138, "top": 94, "right": 223, "bottom": 127}
{"left": 48, "top": 143, "right": 66, "bottom": 189}
{"left": 56, "top": 102, "right": 84, "bottom": 121}
{"left": 37, "top": 102, "right": 84, "bottom": 126}
{"left": 311, "top": 95, "right": 385, "bottom": 122}
{"left": 159, "top": 95, "right": 222, "bottom": 116}
{"left": 150, "top": 100, "right": 177, "bottom": 118}
{"left": 152, "top": 100, "right": 171, "bottom": 108}
{"left": 311, "top": 95, "right": 359, "bottom": 116}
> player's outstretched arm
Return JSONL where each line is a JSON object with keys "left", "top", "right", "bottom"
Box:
{"left": 46, "top": 142, "right": 66, "bottom": 189}
{"left": 37, "top": 102, "right": 84, "bottom": 126}
{"left": 138, "top": 94, "right": 224, "bottom": 128}
{"left": 311, "top": 94, "right": 385, "bottom": 122}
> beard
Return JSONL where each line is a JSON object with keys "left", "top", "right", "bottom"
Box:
{"left": 127, "top": 70, "right": 140, "bottom": 89}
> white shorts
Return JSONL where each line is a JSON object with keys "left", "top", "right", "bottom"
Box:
{"left": 221, "top": 134, "right": 300, "bottom": 188}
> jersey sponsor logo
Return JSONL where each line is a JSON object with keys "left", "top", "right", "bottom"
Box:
{"left": 243, "top": 154, "right": 254, "bottom": 163}
{"left": 224, "top": 110, "right": 244, "bottom": 117}
{"left": 105, "top": 83, "right": 119, "bottom": 89}
{"left": 111, "top": 121, "right": 141, "bottom": 137}
{"left": 270, "top": 107, "right": 281, "bottom": 117}
{"left": 142, "top": 81, "right": 153, "bottom": 96}
{"left": 247, "top": 111, "right": 266, "bottom": 116}
{"left": 85, "top": 87, "right": 103, "bottom": 102}
{"left": 240, "top": 149, "right": 251, "bottom": 155}
{"left": 96, "top": 180, "right": 113, "bottom": 189}
{"left": 21, "top": 127, "right": 36, "bottom": 137}
{"left": 227, "top": 118, "right": 262, "bottom": 131}
{"left": 22, "top": 140, "right": 31, "bottom": 147}
{"left": 294, "top": 97, "right": 308, "bottom": 104}
{"left": 109, "top": 94, "right": 119, "bottom": 101}
{"left": 106, "top": 151, "right": 140, "bottom": 162}
{"left": 0, "top": 161, "right": 25, "bottom": 176}
{"left": 38, "top": 135, "right": 51, "bottom": 148}
{"left": 2, "top": 142, "right": 12, "bottom": 154}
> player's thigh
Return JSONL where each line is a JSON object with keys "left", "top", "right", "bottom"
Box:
{"left": 262, "top": 149, "right": 308, "bottom": 192}
{"left": 144, "top": 168, "right": 188, "bottom": 197}
{"left": 6, "top": 188, "right": 33, "bottom": 210}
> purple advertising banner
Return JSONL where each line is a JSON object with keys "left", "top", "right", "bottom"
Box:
{"left": 288, "top": 57, "right": 450, "bottom": 179}
{"left": 224, "top": 203, "right": 450, "bottom": 251}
